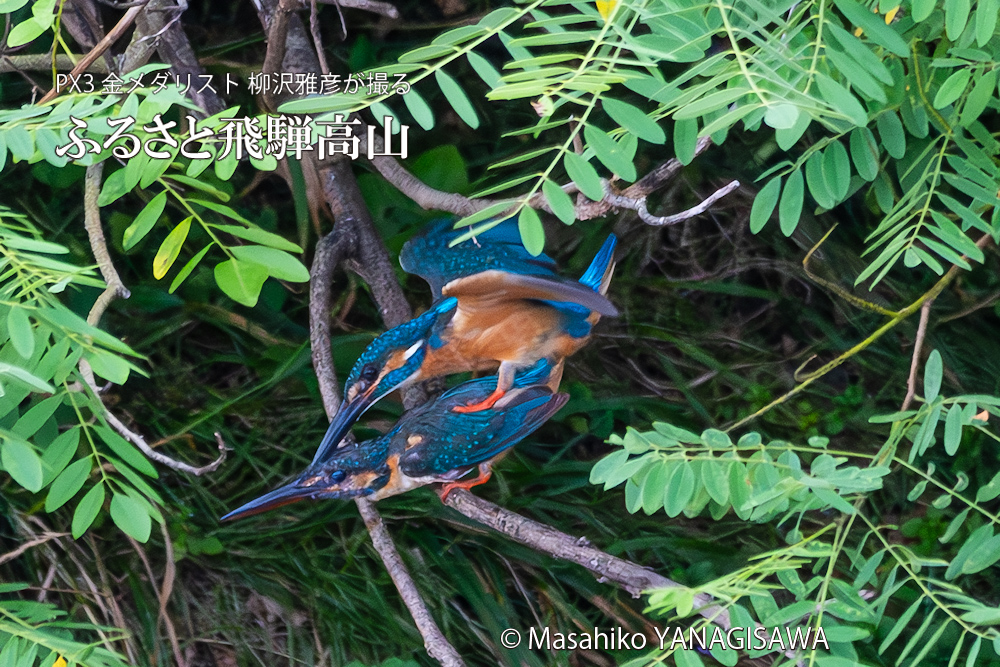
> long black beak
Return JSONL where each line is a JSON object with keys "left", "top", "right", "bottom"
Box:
{"left": 219, "top": 480, "right": 320, "bottom": 522}
{"left": 310, "top": 390, "right": 373, "bottom": 465}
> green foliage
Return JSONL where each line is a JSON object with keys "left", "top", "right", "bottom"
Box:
{"left": 592, "top": 347, "right": 1000, "bottom": 664}
{"left": 0, "top": 583, "right": 127, "bottom": 667}
{"left": 0, "top": 208, "right": 161, "bottom": 542}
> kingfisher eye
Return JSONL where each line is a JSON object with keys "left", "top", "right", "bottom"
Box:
{"left": 329, "top": 470, "right": 346, "bottom": 484}
{"left": 360, "top": 364, "right": 378, "bottom": 383}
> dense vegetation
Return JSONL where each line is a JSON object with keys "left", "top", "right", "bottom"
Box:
{"left": 1, "top": 0, "right": 1000, "bottom": 665}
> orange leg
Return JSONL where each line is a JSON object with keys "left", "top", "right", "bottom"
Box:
{"left": 437, "top": 464, "right": 493, "bottom": 502}
{"left": 451, "top": 386, "right": 505, "bottom": 413}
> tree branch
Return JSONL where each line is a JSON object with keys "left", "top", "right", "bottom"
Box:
{"left": 444, "top": 490, "right": 731, "bottom": 627}
{"left": 80, "top": 163, "right": 226, "bottom": 476}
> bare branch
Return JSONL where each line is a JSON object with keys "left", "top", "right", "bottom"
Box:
{"left": 38, "top": 4, "right": 145, "bottom": 105}
{"left": 80, "top": 164, "right": 226, "bottom": 476}
{"left": 320, "top": 0, "right": 399, "bottom": 18}
{"left": 604, "top": 179, "right": 741, "bottom": 227}
{"left": 901, "top": 298, "right": 934, "bottom": 411}
{"left": 443, "top": 490, "right": 731, "bottom": 627}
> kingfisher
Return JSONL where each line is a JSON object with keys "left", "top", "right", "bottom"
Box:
{"left": 220, "top": 360, "right": 568, "bottom": 521}
{"left": 309, "top": 218, "right": 617, "bottom": 465}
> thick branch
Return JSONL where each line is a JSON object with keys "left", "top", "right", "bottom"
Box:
{"left": 444, "top": 490, "right": 730, "bottom": 627}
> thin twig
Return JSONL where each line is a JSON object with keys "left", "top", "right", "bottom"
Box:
{"left": 604, "top": 179, "right": 740, "bottom": 227}
{"left": 728, "top": 234, "right": 992, "bottom": 432}
{"left": 80, "top": 163, "right": 226, "bottom": 476}
{"left": 901, "top": 298, "right": 934, "bottom": 411}
{"left": 0, "top": 532, "right": 67, "bottom": 567}
{"left": 37, "top": 4, "right": 145, "bottom": 105}
{"left": 310, "top": 0, "right": 332, "bottom": 72}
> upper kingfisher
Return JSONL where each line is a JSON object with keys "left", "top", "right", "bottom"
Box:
{"left": 310, "top": 218, "right": 617, "bottom": 464}
{"left": 221, "top": 360, "right": 568, "bottom": 521}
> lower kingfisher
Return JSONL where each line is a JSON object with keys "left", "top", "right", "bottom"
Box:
{"left": 309, "top": 218, "right": 616, "bottom": 464}
{"left": 221, "top": 360, "right": 568, "bottom": 521}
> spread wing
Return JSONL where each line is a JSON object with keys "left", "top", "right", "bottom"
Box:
{"left": 398, "top": 380, "right": 568, "bottom": 478}
{"left": 442, "top": 270, "right": 618, "bottom": 317}
{"left": 400, "top": 218, "right": 562, "bottom": 298}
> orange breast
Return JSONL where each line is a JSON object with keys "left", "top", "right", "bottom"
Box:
{"left": 419, "top": 300, "right": 589, "bottom": 378}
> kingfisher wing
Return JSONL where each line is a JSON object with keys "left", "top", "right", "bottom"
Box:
{"left": 398, "top": 382, "right": 568, "bottom": 478}
{"left": 400, "top": 218, "right": 561, "bottom": 298}
{"left": 442, "top": 270, "right": 618, "bottom": 317}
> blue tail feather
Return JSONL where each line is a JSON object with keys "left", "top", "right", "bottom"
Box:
{"left": 579, "top": 235, "right": 617, "bottom": 292}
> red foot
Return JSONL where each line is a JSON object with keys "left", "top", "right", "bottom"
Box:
{"left": 451, "top": 387, "right": 506, "bottom": 413}
{"left": 438, "top": 467, "right": 493, "bottom": 502}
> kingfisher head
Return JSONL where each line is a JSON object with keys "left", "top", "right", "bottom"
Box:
{"left": 220, "top": 439, "right": 393, "bottom": 522}
{"left": 310, "top": 297, "right": 457, "bottom": 465}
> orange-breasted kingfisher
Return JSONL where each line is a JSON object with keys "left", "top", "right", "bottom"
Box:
{"left": 309, "top": 218, "right": 617, "bottom": 465}
{"left": 220, "top": 360, "right": 568, "bottom": 521}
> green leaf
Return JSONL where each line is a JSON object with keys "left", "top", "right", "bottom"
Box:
{"left": 110, "top": 492, "right": 152, "bottom": 542}
{"left": 467, "top": 51, "right": 502, "bottom": 89}
{"left": 960, "top": 69, "right": 998, "bottom": 127}
{"left": 12, "top": 395, "right": 62, "bottom": 439}
{"left": 834, "top": 0, "right": 909, "bottom": 56}
{"left": 816, "top": 73, "right": 868, "bottom": 126}
{"left": 45, "top": 458, "right": 91, "bottom": 512}
{"left": 72, "top": 483, "right": 105, "bottom": 538}
{"left": 764, "top": 103, "right": 800, "bottom": 130}
{"left": 924, "top": 349, "right": 943, "bottom": 403}
{"left": 214, "top": 259, "right": 268, "bottom": 307}
{"left": 230, "top": 246, "right": 309, "bottom": 282}
{"left": 912, "top": 0, "right": 935, "bottom": 21}
{"left": 584, "top": 125, "right": 637, "bottom": 180}
{"left": 849, "top": 127, "right": 880, "bottom": 181}
{"left": 517, "top": 207, "right": 545, "bottom": 256}
{"left": 435, "top": 69, "right": 479, "bottom": 130}
{"left": 826, "top": 45, "right": 886, "bottom": 103}
{"left": 805, "top": 152, "right": 835, "bottom": 209}
{"left": 976, "top": 0, "right": 999, "bottom": 45}
{"left": 97, "top": 426, "right": 157, "bottom": 477}
{"left": 934, "top": 68, "right": 972, "bottom": 109}
{"left": 403, "top": 88, "right": 435, "bottom": 131}
{"left": 153, "top": 216, "right": 192, "bottom": 280}
{"left": 87, "top": 350, "right": 131, "bottom": 385}
{"left": 169, "top": 245, "right": 212, "bottom": 293}
{"left": 664, "top": 460, "right": 695, "bottom": 517}
{"left": 98, "top": 169, "right": 131, "bottom": 207}
{"left": 673, "top": 117, "right": 698, "bottom": 165}
{"left": 124, "top": 192, "right": 168, "bottom": 251}
{"left": 164, "top": 174, "right": 230, "bottom": 202}
{"left": 750, "top": 176, "right": 781, "bottom": 233}
{"left": 7, "top": 307, "right": 34, "bottom": 359}
{"left": 563, "top": 151, "right": 603, "bottom": 201}
{"left": 213, "top": 224, "right": 302, "bottom": 252}
{"left": 542, "top": 179, "right": 575, "bottom": 224}
{"left": 940, "top": 507, "right": 971, "bottom": 543}
{"left": 876, "top": 111, "right": 906, "bottom": 158}
{"left": 823, "top": 140, "right": 851, "bottom": 202}
{"left": 977, "top": 470, "right": 1000, "bottom": 502}
{"left": 944, "top": 405, "right": 963, "bottom": 455}
{"left": 945, "top": 0, "right": 971, "bottom": 39}
{"left": 778, "top": 169, "right": 803, "bottom": 237}
{"left": 603, "top": 98, "right": 665, "bottom": 144}
{"left": 2, "top": 439, "right": 43, "bottom": 492}
{"left": 879, "top": 596, "right": 923, "bottom": 651}
{"left": 702, "top": 458, "right": 730, "bottom": 506}
{"left": 7, "top": 18, "right": 47, "bottom": 48}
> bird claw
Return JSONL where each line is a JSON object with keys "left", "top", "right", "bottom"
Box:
{"left": 437, "top": 467, "right": 494, "bottom": 502}
{"left": 451, "top": 387, "right": 505, "bottom": 413}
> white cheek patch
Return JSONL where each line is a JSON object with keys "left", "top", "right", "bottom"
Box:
{"left": 402, "top": 341, "right": 423, "bottom": 360}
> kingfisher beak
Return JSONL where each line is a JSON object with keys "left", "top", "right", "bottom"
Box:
{"left": 309, "top": 384, "right": 378, "bottom": 466}
{"left": 219, "top": 479, "right": 321, "bottom": 522}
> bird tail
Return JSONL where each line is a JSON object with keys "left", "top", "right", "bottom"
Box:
{"left": 579, "top": 234, "right": 617, "bottom": 296}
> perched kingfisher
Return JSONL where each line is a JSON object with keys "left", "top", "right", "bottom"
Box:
{"left": 310, "top": 218, "right": 617, "bottom": 464}
{"left": 220, "top": 361, "right": 568, "bottom": 521}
